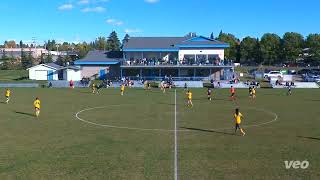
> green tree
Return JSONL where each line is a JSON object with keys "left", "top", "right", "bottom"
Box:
{"left": 4, "top": 40, "right": 17, "bottom": 48}
{"left": 306, "top": 34, "right": 320, "bottom": 62}
{"left": 260, "top": 33, "right": 281, "bottom": 65}
{"left": 56, "top": 55, "right": 65, "bottom": 66}
{"left": 45, "top": 53, "right": 53, "bottom": 63}
{"left": 122, "top": 34, "right": 130, "bottom": 45}
{"left": 254, "top": 38, "right": 263, "bottom": 64}
{"left": 240, "top": 36, "right": 259, "bottom": 64}
{"left": 60, "top": 42, "right": 70, "bottom": 51}
{"left": 282, "top": 32, "right": 304, "bottom": 63}
{"left": 1, "top": 49, "right": 7, "bottom": 60}
{"left": 95, "top": 37, "right": 107, "bottom": 50}
{"left": 21, "top": 48, "right": 28, "bottom": 69}
{"left": 21, "top": 49, "right": 33, "bottom": 69}
{"left": 19, "top": 40, "right": 23, "bottom": 48}
{"left": 45, "top": 40, "right": 57, "bottom": 51}
{"left": 39, "top": 53, "right": 45, "bottom": 64}
{"left": 64, "top": 55, "right": 72, "bottom": 65}
{"left": 210, "top": 32, "right": 214, "bottom": 39}
{"left": 107, "top": 31, "right": 121, "bottom": 51}
{"left": 76, "top": 42, "right": 91, "bottom": 59}
{"left": 217, "top": 31, "right": 239, "bottom": 60}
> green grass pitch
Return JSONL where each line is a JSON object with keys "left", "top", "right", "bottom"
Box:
{"left": 0, "top": 87, "right": 319, "bottom": 179}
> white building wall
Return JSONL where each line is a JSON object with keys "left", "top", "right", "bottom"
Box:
{"left": 178, "top": 49, "right": 225, "bottom": 61}
{"left": 66, "top": 69, "right": 81, "bottom": 81}
{"left": 28, "top": 64, "right": 58, "bottom": 80}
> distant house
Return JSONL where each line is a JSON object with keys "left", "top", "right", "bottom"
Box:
{"left": 27, "top": 63, "right": 62, "bottom": 81}
{"left": 60, "top": 66, "right": 81, "bottom": 81}
{"left": 28, "top": 63, "right": 81, "bottom": 81}
{"left": 74, "top": 50, "right": 122, "bottom": 79}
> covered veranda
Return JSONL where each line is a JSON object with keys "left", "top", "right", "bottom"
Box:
{"left": 120, "top": 66, "right": 234, "bottom": 81}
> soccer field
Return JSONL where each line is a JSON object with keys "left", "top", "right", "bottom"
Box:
{"left": 0, "top": 87, "right": 319, "bottom": 179}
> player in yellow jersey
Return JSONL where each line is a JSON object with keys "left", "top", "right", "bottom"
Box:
{"left": 120, "top": 84, "right": 125, "bottom": 96}
{"left": 34, "top": 97, "right": 41, "bottom": 118}
{"left": 186, "top": 90, "right": 193, "bottom": 107}
{"left": 252, "top": 86, "right": 256, "bottom": 99}
{"left": 234, "top": 108, "right": 245, "bottom": 136}
{"left": 92, "top": 83, "right": 97, "bottom": 94}
{"left": 5, "top": 89, "right": 11, "bottom": 104}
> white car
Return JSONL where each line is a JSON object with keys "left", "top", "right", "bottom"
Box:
{"left": 264, "top": 71, "right": 283, "bottom": 79}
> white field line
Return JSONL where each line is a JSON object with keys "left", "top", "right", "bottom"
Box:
{"left": 174, "top": 89, "right": 178, "bottom": 180}
{"left": 74, "top": 103, "right": 279, "bottom": 132}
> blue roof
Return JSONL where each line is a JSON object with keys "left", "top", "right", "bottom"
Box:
{"left": 122, "top": 36, "right": 229, "bottom": 51}
{"left": 74, "top": 50, "right": 121, "bottom": 65}
{"left": 123, "top": 48, "right": 179, "bottom": 52}
{"left": 74, "top": 61, "right": 119, "bottom": 65}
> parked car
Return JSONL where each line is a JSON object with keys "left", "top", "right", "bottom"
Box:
{"left": 263, "top": 71, "right": 283, "bottom": 79}
{"left": 304, "top": 74, "right": 320, "bottom": 82}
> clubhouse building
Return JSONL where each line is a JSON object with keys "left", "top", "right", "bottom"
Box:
{"left": 73, "top": 35, "right": 234, "bottom": 81}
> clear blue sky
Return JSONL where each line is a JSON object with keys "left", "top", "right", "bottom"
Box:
{"left": 0, "top": 0, "right": 319, "bottom": 44}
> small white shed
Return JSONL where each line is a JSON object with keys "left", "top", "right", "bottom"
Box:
{"left": 61, "top": 66, "right": 82, "bottom": 81}
{"left": 28, "top": 63, "right": 62, "bottom": 81}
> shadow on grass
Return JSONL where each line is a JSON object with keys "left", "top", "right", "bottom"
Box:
{"left": 180, "top": 127, "right": 237, "bottom": 136}
{"left": 297, "top": 136, "right": 320, "bottom": 141}
{"left": 15, "top": 111, "right": 35, "bottom": 117}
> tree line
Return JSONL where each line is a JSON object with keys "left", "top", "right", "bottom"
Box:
{"left": 0, "top": 31, "right": 123, "bottom": 70}
{"left": 1, "top": 30, "right": 319, "bottom": 70}
{"left": 215, "top": 31, "right": 320, "bottom": 66}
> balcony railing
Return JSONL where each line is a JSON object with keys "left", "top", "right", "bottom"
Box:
{"left": 121, "top": 59, "right": 233, "bottom": 67}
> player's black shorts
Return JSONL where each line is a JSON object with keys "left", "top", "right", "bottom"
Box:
{"left": 231, "top": 93, "right": 235, "bottom": 97}
{"left": 235, "top": 123, "right": 241, "bottom": 129}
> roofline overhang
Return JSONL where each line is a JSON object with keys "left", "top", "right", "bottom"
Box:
{"left": 74, "top": 61, "right": 120, "bottom": 65}
{"left": 175, "top": 44, "right": 230, "bottom": 48}
{"left": 27, "top": 64, "right": 60, "bottom": 70}
{"left": 123, "top": 48, "right": 179, "bottom": 52}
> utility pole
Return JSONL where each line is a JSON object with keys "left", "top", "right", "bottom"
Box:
{"left": 32, "top": 37, "right": 37, "bottom": 58}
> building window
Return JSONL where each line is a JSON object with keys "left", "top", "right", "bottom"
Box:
{"left": 196, "top": 55, "right": 207, "bottom": 64}
{"left": 208, "top": 54, "right": 219, "bottom": 64}
{"left": 183, "top": 55, "right": 195, "bottom": 65}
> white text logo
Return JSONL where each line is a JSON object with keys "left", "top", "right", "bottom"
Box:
{"left": 284, "top": 160, "right": 309, "bottom": 169}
